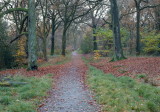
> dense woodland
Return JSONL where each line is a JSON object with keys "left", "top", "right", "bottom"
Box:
{"left": 0, "top": 0, "right": 160, "bottom": 70}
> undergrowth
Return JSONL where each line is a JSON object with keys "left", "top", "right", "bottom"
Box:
{"left": 39, "top": 55, "right": 71, "bottom": 67}
{"left": 87, "top": 66, "right": 160, "bottom": 112}
{"left": 0, "top": 74, "right": 53, "bottom": 112}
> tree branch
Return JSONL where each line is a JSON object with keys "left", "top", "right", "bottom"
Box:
{"left": 0, "top": 8, "right": 28, "bottom": 18}
{"left": 10, "top": 32, "right": 28, "bottom": 44}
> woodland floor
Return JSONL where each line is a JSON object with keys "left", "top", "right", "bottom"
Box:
{"left": 84, "top": 54, "right": 160, "bottom": 86}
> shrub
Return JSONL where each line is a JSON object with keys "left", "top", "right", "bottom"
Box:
{"left": 141, "top": 31, "right": 160, "bottom": 55}
{"left": 80, "top": 36, "right": 93, "bottom": 54}
{"left": 14, "top": 37, "right": 27, "bottom": 66}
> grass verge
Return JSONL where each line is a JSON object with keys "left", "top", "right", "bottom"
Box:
{"left": 0, "top": 74, "right": 53, "bottom": 112}
{"left": 87, "top": 66, "right": 160, "bottom": 112}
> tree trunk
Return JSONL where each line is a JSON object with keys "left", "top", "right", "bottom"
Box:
{"left": 51, "top": 17, "right": 56, "bottom": 55}
{"left": 129, "top": 30, "right": 133, "bottom": 55}
{"left": 62, "top": 25, "right": 67, "bottom": 56}
{"left": 155, "top": 6, "right": 160, "bottom": 31}
{"left": 28, "top": 0, "right": 38, "bottom": 70}
{"left": 93, "top": 25, "right": 98, "bottom": 50}
{"left": 42, "top": 38, "right": 48, "bottom": 61}
{"left": 91, "top": 10, "right": 98, "bottom": 51}
{"left": 110, "top": 0, "right": 125, "bottom": 61}
{"left": 136, "top": 6, "right": 141, "bottom": 55}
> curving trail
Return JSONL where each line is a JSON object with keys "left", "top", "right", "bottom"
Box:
{"left": 39, "top": 52, "right": 101, "bottom": 112}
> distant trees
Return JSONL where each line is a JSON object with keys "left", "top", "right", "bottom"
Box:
{"left": 49, "top": 0, "right": 61, "bottom": 56}
{"left": 57, "top": 0, "right": 102, "bottom": 56}
{"left": 133, "top": 0, "right": 160, "bottom": 55}
{"left": 57, "top": 0, "right": 85, "bottom": 56}
{"left": 87, "top": 2, "right": 108, "bottom": 51}
{"left": 37, "top": 0, "right": 51, "bottom": 61}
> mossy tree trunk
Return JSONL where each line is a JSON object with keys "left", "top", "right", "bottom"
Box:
{"left": 62, "top": 23, "right": 67, "bottom": 56}
{"left": 93, "top": 25, "right": 98, "bottom": 50}
{"left": 110, "top": 0, "right": 125, "bottom": 61}
{"left": 28, "top": 0, "right": 38, "bottom": 70}
{"left": 91, "top": 10, "right": 98, "bottom": 51}
{"left": 135, "top": 0, "right": 141, "bottom": 56}
{"left": 51, "top": 17, "right": 56, "bottom": 56}
{"left": 42, "top": 37, "right": 48, "bottom": 61}
{"left": 155, "top": 6, "right": 160, "bottom": 31}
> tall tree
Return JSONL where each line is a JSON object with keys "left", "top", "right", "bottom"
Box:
{"left": 28, "top": 0, "right": 38, "bottom": 70}
{"left": 134, "top": 0, "right": 160, "bottom": 55}
{"left": 110, "top": 0, "right": 125, "bottom": 61}
{"left": 37, "top": 0, "right": 51, "bottom": 61}
{"left": 49, "top": 0, "right": 61, "bottom": 55}
{"left": 154, "top": 5, "right": 160, "bottom": 31}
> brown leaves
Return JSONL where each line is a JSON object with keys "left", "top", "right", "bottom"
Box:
{"left": 89, "top": 56, "right": 160, "bottom": 85}
{"left": 0, "top": 63, "right": 65, "bottom": 77}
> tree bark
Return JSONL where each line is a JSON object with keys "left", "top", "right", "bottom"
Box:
{"left": 28, "top": 0, "right": 38, "bottom": 70}
{"left": 91, "top": 10, "right": 98, "bottom": 51}
{"left": 136, "top": 5, "right": 141, "bottom": 55}
{"left": 42, "top": 38, "right": 48, "bottom": 61}
{"left": 51, "top": 17, "right": 56, "bottom": 55}
{"left": 110, "top": 0, "right": 125, "bottom": 61}
{"left": 62, "top": 25, "right": 67, "bottom": 56}
{"left": 93, "top": 25, "right": 98, "bottom": 50}
{"left": 155, "top": 6, "right": 160, "bottom": 31}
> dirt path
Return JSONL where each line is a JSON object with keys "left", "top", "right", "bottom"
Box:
{"left": 39, "top": 52, "right": 100, "bottom": 112}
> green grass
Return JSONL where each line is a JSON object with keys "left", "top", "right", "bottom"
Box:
{"left": 87, "top": 66, "right": 160, "bottom": 112}
{"left": 0, "top": 74, "right": 53, "bottom": 112}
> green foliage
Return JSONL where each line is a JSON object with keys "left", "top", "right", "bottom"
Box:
{"left": 80, "top": 36, "right": 93, "bottom": 54}
{"left": 120, "top": 28, "right": 130, "bottom": 47}
{"left": 96, "top": 27, "right": 129, "bottom": 46}
{"left": 95, "top": 27, "right": 129, "bottom": 56}
{"left": 0, "top": 74, "right": 53, "bottom": 112}
{"left": 87, "top": 66, "right": 160, "bottom": 112}
{"left": 141, "top": 31, "right": 160, "bottom": 55}
{"left": 95, "top": 28, "right": 113, "bottom": 39}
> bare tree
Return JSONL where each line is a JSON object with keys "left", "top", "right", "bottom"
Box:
{"left": 58, "top": 0, "right": 101, "bottom": 56}
{"left": 36, "top": 0, "right": 51, "bottom": 61}
{"left": 49, "top": 0, "right": 61, "bottom": 55}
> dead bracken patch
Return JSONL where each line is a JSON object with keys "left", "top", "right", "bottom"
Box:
{"left": 85, "top": 56, "right": 160, "bottom": 86}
